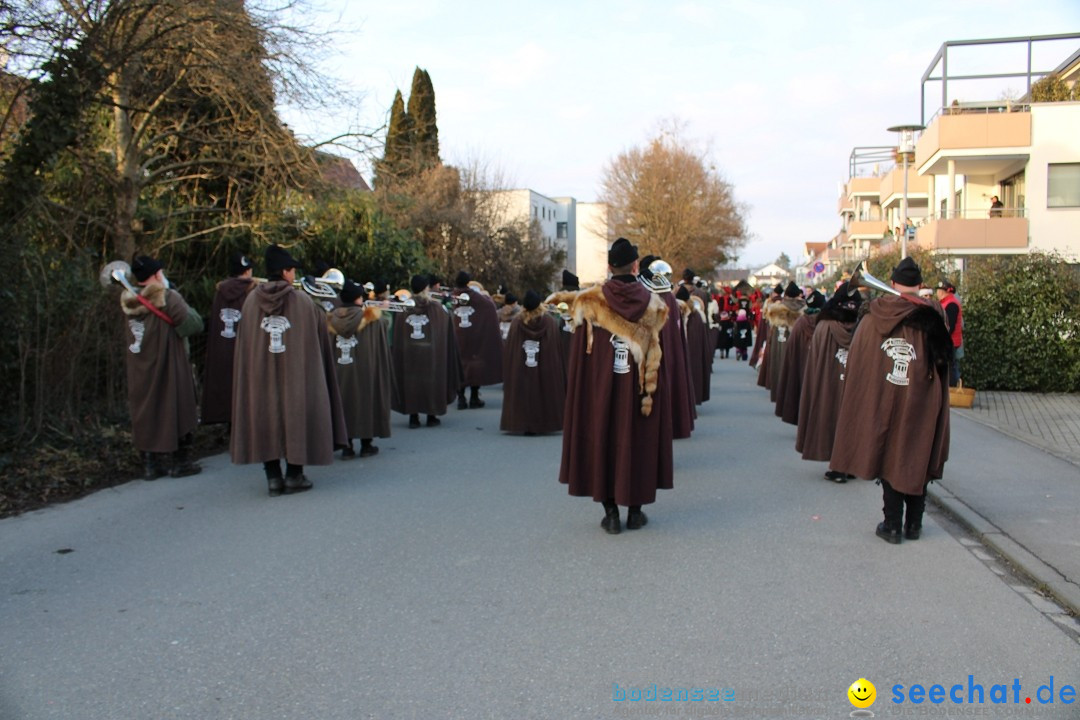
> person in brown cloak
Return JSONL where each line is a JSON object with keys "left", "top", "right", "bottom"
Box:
{"left": 761, "top": 282, "right": 806, "bottom": 400}
{"left": 451, "top": 271, "right": 503, "bottom": 409}
{"left": 201, "top": 252, "right": 255, "bottom": 426}
{"left": 230, "top": 244, "right": 348, "bottom": 497}
{"left": 796, "top": 282, "right": 861, "bottom": 482}
{"left": 774, "top": 289, "right": 824, "bottom": 424}
{"left": 328, "top": 279, "right": 394, "bottom": 458}
{"left": 555, "top": 269, "right": 580, "bottom": 373}
{"left": 497, "top": 292, "right": 521, "bottom": 341}
{"left": 554, "top": 238, "right": 673, "bottom": 535}
{"left": 829, "top": 257, "right": 952, "bottom": 544}
{"left": 639, "top": 256, "right": 695, "bottom": 439}
{"left": 678, "top": 286, "right": 711, "bottom": 405}
{"left": 120, "top": 255, "right": 202, "bottom": 480}
{"left": 391, "top": 275, "right": 463, "bottom": 428}
{"left": 500, "top": 290, "right": 566, "bottom": 435}
{"left": 749, "top": 283, "right": 781, "bottom": 368}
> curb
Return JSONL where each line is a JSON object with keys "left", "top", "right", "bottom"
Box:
{"left": 928, "top": 484, "right": 1080, "bottom": 617}
{"left": 951, "top": 407, "right": 1080, "bottom": 470}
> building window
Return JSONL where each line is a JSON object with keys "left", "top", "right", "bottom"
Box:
{"left": 557, "top": 222, "right": 568, "bottom": 239}
{"left": 1048, "top": 163, "right": 1080, "bottom": 208}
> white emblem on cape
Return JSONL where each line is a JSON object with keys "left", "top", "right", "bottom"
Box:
{"left": 407, "top": 314, "right": 429, "bottom": 340}
{"left": 777, "top": 326, "right": 788, "bottom": 343}
{"left": 500, "top": 321, "right": 510, "bottom": 340}
{"left": 336, "top": 335, "right": 358, "bottom": 365}
{"left": 321, "top": 300, "right": 335, "bottom": 313}
{"left": 127, "top": 319, "right": 145, "bottom": 354}
{"left": 261, "top": 315, "right": 291, "bottom": 354}
{"left": 454, "top": 305, "right": 475, "bottom": 328}
{"left": 739, "top": 329, "right": 748, "bottom": 339}
{"left": 881, "top": 337, "right": 916, "bottom": 386}
{"left": 611, "top": 335, "right": 631, "bottom": 375}
{"left": 523, "top": 339, "right": 540, "bottom": 368}
{"left": 561, "top": 314, "right": 572, "bottom": 333}
{"left": 836, "top": 347, "right": 849, "bottom": 381}
{"left": 220, "top": 307, "right": 241, "bottom": 338}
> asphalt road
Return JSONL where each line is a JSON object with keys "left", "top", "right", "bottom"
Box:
{"left": 1, "top": 359, "right": 1077, "bottom": 719}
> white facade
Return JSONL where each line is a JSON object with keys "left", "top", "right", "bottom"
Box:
{"left": 1028, "top": 103, "right": 1080, "bottom": 258}
{"left": 574, "top": 202, "right": 610, "bottom": 285}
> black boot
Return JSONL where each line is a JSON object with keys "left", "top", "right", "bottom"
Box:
{"left": 284, "top": 463, "right": 312, "bottom": 495}
{"left": 426, "top": 414, "right": 441, "bottom": 427}
{"left": 359, "top": 439, "right": 378, "bottom": 457}
{"left": 264, "top": 460, "right": 283, "bottom": 497}
{"left": 341, "top": 440, "right": 356, "bottom": 459}
{"left": 169, "top": 443, "right": 201, "bottom": 478}
{"left": 409, "top": 413, "right": 421, "bottom": 429}
{"left": 626, "top": 505, "right": 648, "bottom": 530}
{"left": 143, "top": 452, "right": 166, "bottom": 481}
{"left": 876, "top": 479, "right": 904, "bottom": 544}
{"left": 601, "top": 500, "right": 621, "bottom": 535}
{"left": 457, "top": 390, "right": 468, "bottom": 410}
{"left": 469, "top": 386, "right": 485, "bottom": 408}
{"left": 904, "top": 491, "right": 926, "bottom": 540}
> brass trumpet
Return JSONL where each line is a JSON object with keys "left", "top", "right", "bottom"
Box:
{"left": 99, "top": 260, "right": 138, "bottom": 294}
{"left": 428, "top": 289, "right": 471, "bottom": 306}
{"left": 849, "top": 261, "right": 900, "bottom": 297}
{"left": 362, "top": 298, "right": 415, "bottom": 312}
{"left": 254, "top": 268, "right": 342, "bottom": 299}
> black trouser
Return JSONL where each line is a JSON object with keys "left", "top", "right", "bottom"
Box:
{"left": 881, "top": 478, "right": 926, "bottom": 530}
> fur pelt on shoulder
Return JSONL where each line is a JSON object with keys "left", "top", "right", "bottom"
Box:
{"left": 902, "top": 304, "right": 954, "bottom": 378}
{"left": 765, "top": 297, "right": 804, "bottom": 328}
{"left": 518, "top": 303, "right": 548, "bottom": 327}
{"left": 677, "top": 298, "right": 692, "bottom": 321}
{"left": 563, "top": 285, "right": 668, "bottom": 417}
{"left": 121, "top": 284, "right": 167, "bottom": 317}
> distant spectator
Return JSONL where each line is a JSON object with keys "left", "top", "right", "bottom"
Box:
{"left": 989, "top": 196, "right": 1004, "bottom": 218}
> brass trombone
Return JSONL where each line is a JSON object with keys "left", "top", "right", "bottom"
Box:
{"left": 849, "top": 261, "right": 900, "bottom": 297}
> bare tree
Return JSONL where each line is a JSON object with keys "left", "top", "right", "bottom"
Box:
{"left": 600, "top": 124, "right": 747, "bottom": 274}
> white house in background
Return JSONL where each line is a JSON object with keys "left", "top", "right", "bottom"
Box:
{"left": 748, "top": 262, "right": 790, "bottom": 289}
{"left": 487, "top": 189, "right": 610, "bottom": 286}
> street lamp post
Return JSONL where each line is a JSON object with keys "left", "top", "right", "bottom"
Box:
{"left": 887, "top": 124, "right": 925, "bottom": 259}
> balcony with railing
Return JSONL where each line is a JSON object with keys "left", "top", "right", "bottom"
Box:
{"left": 879, "top": 167, "right": 930, "bottom": 208}
{"left": 915, "top": 108, "right": 1031, "bottom": 174}
{"left": 915, "top": 207, "right": 1029, "bottom": 251}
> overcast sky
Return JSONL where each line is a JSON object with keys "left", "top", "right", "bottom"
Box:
{"left": 280, "top": 1, "right": 1080, "bottom": 269}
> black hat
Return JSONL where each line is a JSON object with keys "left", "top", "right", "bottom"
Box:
{"left": 675, "top": 286, "right": 691, "bottom": 302}
{"left": 890, "top": 256, "right": 923, "bottom": 286}
{"left": 806, "top": 289, "right": 826, "bottom": 309}
{"left": 229, "top": 252, "right": 253, "bottom": 277}
{"left": 682, "top": 268, "right": 695, "bottom": 282}
{"left": 313, "top": 259, "right": 331, "bottom": 277}
{"left": 340, "top": 279, "right": 364, "bottom": 304}
{"left": 374, "top": 278, "right": 389, "bottom": 295}
{"left": 265, "top": 244, "right": 302, "bottom": 274}
{"left": 428, "top": 274, "right": 442, "bottom": 288}
{"left": 504, "top": 292, "right": 518, "bottom": 305}
{"left": 784, "top": 281, "right": 801, "bottom": 298}
{"left": 638, "top": 255, "right": 658, "bottom": 280}
{"left": 773, "top": 283, "right": 784, "bottom": 296}
{"left": 523, "top": 290, "right": 541, "bottom": 312}
{"left": 454, "top": 270, "right": 471, "bottom": 288}
{"left": 131, "top": 255, "right": 163, "bottom": 282}
{"left": 608, "top": 238, "right": 638, "bottom": 268}
{"left": 561, "top": 269, "right": 579, "bottom": 290}
{"left": 410, "top": 274, "right": 430, "bottom": 294}
{"left": 936, "top": 279, "right": 956, "bottom": 293}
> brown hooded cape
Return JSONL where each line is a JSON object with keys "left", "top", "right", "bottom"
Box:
{"left": 121, "top": 285, "right": 199, "bottom": 453}
{"left": 684, "top": 298, "right": 712, "bottom": 404}
{"left": 558, "top": 280, "right": 673, "bottom": 507}
{"left": 657, "top": 291, "right": 696, "bottom": 439}
{"left": 774, "top": 312, "right": 818, "bottom": 424}
{"left": 828, "top": 294, "right": 951, "bottom": 494}
{"left": 329, "top": 305, "right": 394, "bottom": 440}
{"left": 391, "top": 295, "right": 462, "bottom": 416}
{"left": 230, "top": 281, "right": 348, "bottom": 466}
{"left": 499, "top": 306, "right": 566, "bottom": 434}
{"left": 796, "top": 316, "right": 855, "bottom": 461}
{"left": 761, "top": 297, "right": 805, "bottom": 399}
{"left": 201, "top": 276, "right": 255, "bottom": 425}
{"left": 452, "top": 287, "right": 503, "bottom": 387}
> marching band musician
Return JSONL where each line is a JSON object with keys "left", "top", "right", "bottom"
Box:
{"left": 391, "top": 275, "right": 462, "bottom": 429}
{"left": 556, "top": 238, "right": 673, "bottom": 535}
{"left": 677, "top": 285, "right": 711, "bottom": 405}
{"left": 451, "top": 271, "right": 503, "bottom": 409}
{"left": 760, "top": 282, "right": 806, "bottom": 402}
{"left": 499, "top": 290, "right": 565, "bottom": 435}
{"left": 638, "top": 256, "right": 695, "bottom": 439}
{"left": 201, "top": 252, "right": 255, "bottom": 426}
{"left": 230, "top": 244, "right": 347, "bottom": 497}
{"left": 496, "top": 292, "right": 521, "bottom": 341}
{"left": 773, "top": 289, "right": 824, "bottom": 424}
{"left": 120, "top": 255, "right": 203, "bottom": 480}
{"left": 328, "top": 279, "right": 395, "bottom": 459}
{"left": 829, "top": 257, "right": 952, "bottom": 543}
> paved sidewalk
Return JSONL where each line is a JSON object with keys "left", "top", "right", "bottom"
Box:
{"left": 931, "top": 390, "right": 1080, "bottom": 616}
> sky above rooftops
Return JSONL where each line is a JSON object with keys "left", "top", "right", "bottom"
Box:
{"left": 279, "top": 1, "right": 1080, "bottom": 268}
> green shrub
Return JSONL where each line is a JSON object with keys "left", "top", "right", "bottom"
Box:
{"left": 962, "top": 254, "right": 1080, "bottom": 391}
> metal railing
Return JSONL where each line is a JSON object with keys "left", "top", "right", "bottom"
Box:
{"left": 926, "top": 207, "right": 1028, "bottom": 221}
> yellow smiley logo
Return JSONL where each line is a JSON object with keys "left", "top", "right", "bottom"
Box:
{"left": 848, "top": 678, "right": 876, "bottom": 709}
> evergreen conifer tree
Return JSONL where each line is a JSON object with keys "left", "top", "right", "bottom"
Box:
{"left": 375, "top": 89, "right": 413, "bottom": 187}
{"left": 407, "top": 67, "right": 440, "bottom": 170}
